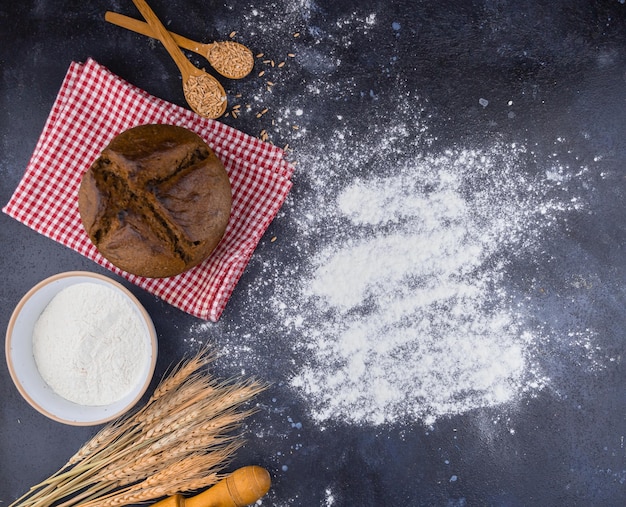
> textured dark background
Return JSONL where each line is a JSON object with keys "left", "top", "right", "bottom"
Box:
{"left": 2, "top": 1, "right": 626, "bottom": 505}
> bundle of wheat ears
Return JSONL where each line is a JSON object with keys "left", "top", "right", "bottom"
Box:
{"left": 11, "top": 349, "right": 266, "bottom": 507}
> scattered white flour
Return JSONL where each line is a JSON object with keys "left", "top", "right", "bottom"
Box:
{"left": 324, "top": 488, "right": 336, "bottom": 506}
{"left": 193, "top": 1, "right": 601, "bottom": 427}
{"left": 202, "top": 134, "right": 592, "bottom": 427}
{"left": 33, "top": 282, "right": 149, "bottom": 406}
{"left": 280, "top": 144, "right": 581, "bottom": 425}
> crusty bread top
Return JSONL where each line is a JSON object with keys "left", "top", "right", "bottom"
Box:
{"left": 78, "top": 124, "right": 232, "bottom": 278}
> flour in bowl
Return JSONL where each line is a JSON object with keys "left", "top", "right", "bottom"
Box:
{"left": 32, "top": 282, "right": 149, "bottom": 406}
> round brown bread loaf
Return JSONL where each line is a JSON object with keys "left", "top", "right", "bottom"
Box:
{"left": 78, "top": 124, "right": 232, "bottom": 278}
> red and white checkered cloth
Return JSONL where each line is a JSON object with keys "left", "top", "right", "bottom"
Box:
{"left": 3, "top": 59, "right": 294, "bottom": 321}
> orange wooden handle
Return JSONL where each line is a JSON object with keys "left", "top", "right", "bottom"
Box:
{"left": 152, "top": 467, "right": 271, "bottom": 507}
{"left": 130, "top": 0, "right": 194, "bottom": 77}
{"left": 104, "top": 11, "right": 203, "bottom": 54}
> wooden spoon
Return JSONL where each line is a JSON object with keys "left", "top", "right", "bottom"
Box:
{"left": 130, "top": 0, "right": 227, "bottom": 119}
{"left": 105, "top": 11, "right": 254, "bottom": 80}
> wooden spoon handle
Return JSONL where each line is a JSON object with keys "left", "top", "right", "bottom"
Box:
{"left": 105, "top": 11, "right": 204, "bottom": 55}
{"left": 130, "top": 0, "right": 194, "bottom": 77}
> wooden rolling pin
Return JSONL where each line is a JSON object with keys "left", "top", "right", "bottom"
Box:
{"left": 152, "top": 466, "right": 271, "bottom": 507}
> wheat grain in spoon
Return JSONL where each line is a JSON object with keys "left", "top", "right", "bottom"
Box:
{"left": 130, "top": 0, "right": 227, "bottom": 119}
{"left": 104, "top": 11, "right": 254, "bottom": 80}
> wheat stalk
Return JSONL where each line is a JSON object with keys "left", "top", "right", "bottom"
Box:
{"left": 9, "top": 348, "right": 265, "bottom": 507}
{"left": 79, "top": 452, "right": 228, "bottom": 507}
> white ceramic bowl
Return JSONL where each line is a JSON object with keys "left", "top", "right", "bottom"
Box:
{"left": 5, "top": 271, "right": 157, "bottom": 426}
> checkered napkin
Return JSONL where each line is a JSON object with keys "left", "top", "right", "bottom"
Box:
{"left": 3, "top": 58, "right": 294, "bottom": 321}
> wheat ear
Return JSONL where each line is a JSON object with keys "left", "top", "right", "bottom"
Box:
{"left": 9, "top": 348, "right": 266, "bottom": 507}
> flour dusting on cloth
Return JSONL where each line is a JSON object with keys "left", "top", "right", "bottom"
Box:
{"left": 2, "top": 59, "right": 294, "bottom": 321}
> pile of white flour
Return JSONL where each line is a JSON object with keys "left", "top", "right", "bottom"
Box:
{"left": 33, "top": 282, "right": 149, "bottom": 406}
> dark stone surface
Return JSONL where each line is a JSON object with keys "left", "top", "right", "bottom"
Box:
{"left": 2, "top": 1, "right": 626, "bottom": 505}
